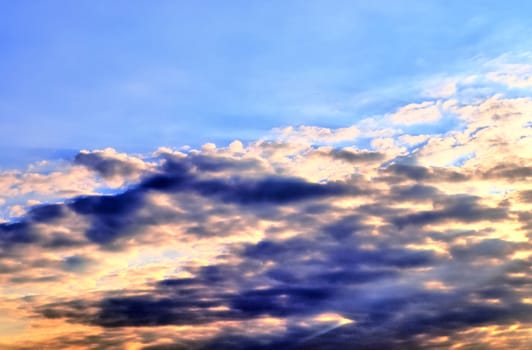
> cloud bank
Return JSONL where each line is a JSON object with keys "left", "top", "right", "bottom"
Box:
{"left": 0, "top": 69, "right": 531, "bottom": 349}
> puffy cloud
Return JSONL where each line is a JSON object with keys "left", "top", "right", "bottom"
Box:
{"left": 74, "top": 148, "right": 157, "bottom": 189}
{"left": 1, "top": 70, "right": 532, "bottom": 349}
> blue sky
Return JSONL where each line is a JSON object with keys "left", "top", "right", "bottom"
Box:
{"left": 2, "top": 1, "right": 532, "bottom": 167}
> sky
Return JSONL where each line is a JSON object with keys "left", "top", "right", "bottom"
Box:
{"left": 0, "top": 1, "right": 531, "bottom": 349}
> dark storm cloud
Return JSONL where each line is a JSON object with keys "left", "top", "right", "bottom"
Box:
{"left": 30, "top": 227, "right": 396, "bottom": 325}
{"left": 36, "top": 215, "right": 444, "bottom": 330}
{"left": 241, "top": 238, "right": 316, "bottom": 260}
{"left": 95, "top": 296, "right": 234, "bottom": 327}
{"left": 195, "top": 177, "right": 353, "bottom": 205}
{"left": 186, "top": 154, "right": 264, "bottom": 172}
{"left": 327, "top": 149, "right": 385, "bottom": 163}
{"left": 35, "top": 220, "right": 532, "bottom": 349}
{"left": 321, "top": 215, "right": 367, "bottom": 240}
{"left": 0, "top": 203, "right": 79, "bottom": 255}
{"left": 293, "top": 302, "right": 532, "bottom": 350}
{"left": 41, "top": 282, "right": 334, "bottom": 328}
{"left": 36, "top": 299, "right": 103, "bottom": 326}
{"left": 39, "top": 258, "right": 532, "bottom": 349}
{"left": 382, "top": 164, "right": 470, "bottom": 183}
{"left": 138, "top": 153, "right": 357, "bottom": 204}
{"left": 231, "top": 287, "right": 333, "bottom": 317}
{"left": 0, "top": 221, "right": 39, "bottom": 248}
{"left": 449, "top": 238, "right": 523, "bottom": 260}
{"left": 389, "top": 184, "right": 441, "bottom": 202}
{"left": 4, "top": 147, "right": 531, "bottom": 349}
{"left": 68, "top": 190, "right": 144, "bottom": 217}
{"left": 392, "top": 195, "right": 508, "bottom": 228}
{"left": 328, "top": 245, "right": 438, "bottom": 268}
{"left": 483, "top": 163, "right": 532, "bottom": 180}
{"left": 0, "top": 203, "right": 72, "bottom": 251}
{"left": 1, "top": 151, "right": 357, "bottom": 248}
{"left": 242, "top": 236, "right": 438, "bottom": 270}
{"left": 27, "top": 204, "right": 65, "bottom": 222}
{"left": 309, "top": 268, "right": 398, "bottom": 285}
{"left": 42, "top": 234, "right": 88, "bottom": 249}
{"left": 141, "top": 172, "right": 354, "bottom": 205}
{"left": 382, "top": 162, "right": 532, "bottom": 184}
{"left": 68, "top": 189, "right": 145, "bottom": 244}
{"left": 77, "top": 171, "right": 353, "bottom": 244}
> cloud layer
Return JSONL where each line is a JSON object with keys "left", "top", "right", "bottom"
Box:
{"left": 0, "top": 70, "right": 531, "bottom": 349}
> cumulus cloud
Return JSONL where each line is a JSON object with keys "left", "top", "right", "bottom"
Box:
{"left": 1, "top": 69, "right": 532, "bottom": 349}
{"left": 74, "top": 148, "right": 156, "bottom": 186}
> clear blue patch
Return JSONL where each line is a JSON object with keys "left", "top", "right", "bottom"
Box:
{"left": 400, "top": 114, "right": 464, "bottom": 136}
{"left": 447, "top": 152, "right": 476, "bottom": 167}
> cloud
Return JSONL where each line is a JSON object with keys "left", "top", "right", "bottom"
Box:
{"left": 389, "top": 101, "right": 442, "bottom": 125}
{"left": 486, "top": 62, "right": 532, "bottom": 88}
{"left": 392, "top": 195, "right": 508, "bottom": 228}
{"left": 1, "top": 72, "right": 531, "bottom": 349}
{"left": 74, "top": 148, "right": 148, "bottom": 179}
{"left": 325, "top": 148, "right": 385, "bottom": 163}
{"left": 270, "top": 125, "right": 360, "bottom": 144}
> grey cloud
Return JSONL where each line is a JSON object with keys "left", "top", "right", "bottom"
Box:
{"left": 3, "top": 145, "right": 530, "bottom": 349}
{"left": 74, "top": 151, "right": 142, "bottom": 179}
{"left": 392, "top": 195, "right": 508, "bottom": 228}
{"left": 383, "top": 164, "right": 469, "bottom": 182}
{"left": 518, "top": 189, "right": 532, "bottom": 202}
{"left": 327, "top": 149, "right": 385, "bottom": 163}
{"left": 483, "top": 164, "right": 532, "bottom": 180}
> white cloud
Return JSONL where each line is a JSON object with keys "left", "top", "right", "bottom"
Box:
{"left": 389, "top": 100, "right": 442, "bottom": 125}
{"left": 1, "top": 65, "right": 532, "bottom": 349}
{"left": 486, "top": 62, "right": 532, "bottom": 88}
{"left": 270, "top": 125, "right": 360, "bottom": 144}
{"left": 422, "top": 78, "right": 458, "bottom": 98}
